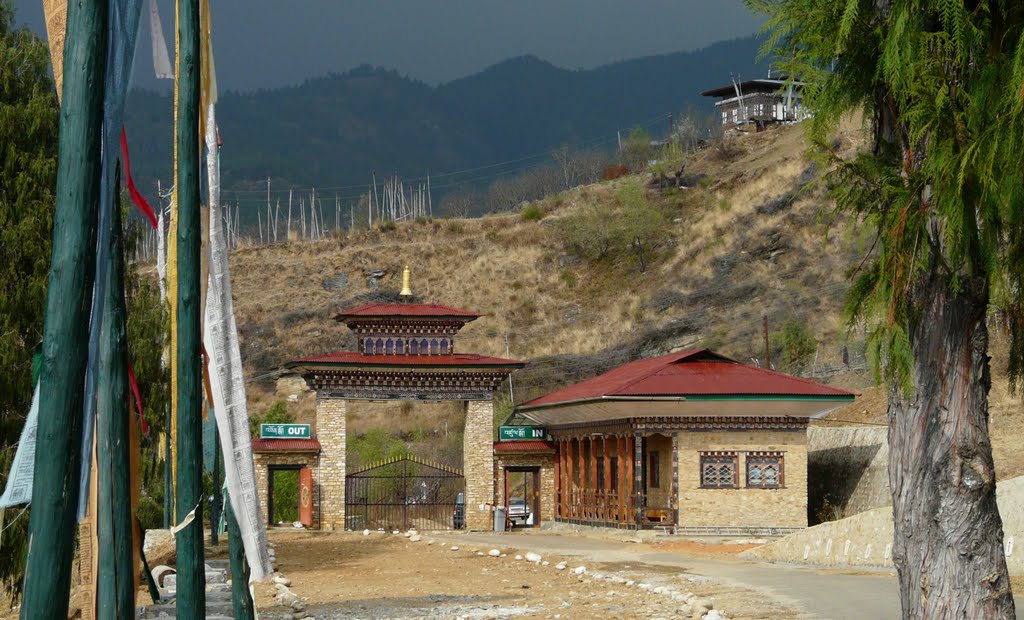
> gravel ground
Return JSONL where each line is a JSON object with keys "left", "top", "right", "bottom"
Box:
{"left": 255, "top": 530, "right": 802, "bottom": 619}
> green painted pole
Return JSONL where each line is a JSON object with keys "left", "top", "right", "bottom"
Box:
{"left": 96, "top": 174, "right": 136, "bottom": 619}
{"left": 225, "top": 496, "right": 256, "bottom": 620}
{"left": 20, "top": 0, "right": 108, "bottom": 617}
{"left": 175, "top": 0, "right": 204, "bottom": 616}
{"left": 211, "top": 422, "right": 222, "bottom": 546}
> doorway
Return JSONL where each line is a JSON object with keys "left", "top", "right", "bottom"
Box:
{"left": 504, "top": 467, "right": 541, "bottom": 528}
{"left": 268, "top": 464, "right": 303, "bottom": 526}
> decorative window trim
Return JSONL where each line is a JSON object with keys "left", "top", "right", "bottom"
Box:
{"left": 700, "top": 452, "right": 738, "bottom": 489}
{"left": 746, "top": 452, "right": 785, "bottom": 489}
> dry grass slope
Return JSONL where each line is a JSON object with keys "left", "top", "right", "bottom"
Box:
{"left": 227, "top": 119, "right": 1022, "bottom": 477}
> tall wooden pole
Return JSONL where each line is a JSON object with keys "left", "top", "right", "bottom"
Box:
{"left": 225, "top": 495, "right": 256, "bottom": 620}
{"left": 96, "top": 184, "right": 135, "bottom": 619}
{"left": 175, "top": 0, "right": 205, "bottom": 616}
{"left": 20, "top": 0, "right": 108, "bottom": 615}
{"left": 210, "top": 422, "right": 222, "bottom": 546}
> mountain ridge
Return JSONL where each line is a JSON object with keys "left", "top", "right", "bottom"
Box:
{"left": 124, "top": 36, "right": 766, "bottom": 216}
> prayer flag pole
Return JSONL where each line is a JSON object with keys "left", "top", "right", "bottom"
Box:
{"left": 175, "top": 0, "right": 205, "bottom": 616}
{"left": 96, "top": 182, "right": 136, "bottom": 619}
{"left": 20, "top": 0, "right": 109, "bottom": 616}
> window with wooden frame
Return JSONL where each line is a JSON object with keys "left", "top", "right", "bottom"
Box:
{"left": 746, "top": 452, "right": 784, "bottom": 489}
{"left": 609, "top": 457, "right": 619, "bottom": 492}
{"left": 700, "top": 452, "right": 738, "bottom": 488}
{"left": 596, "top": 457, "right": 606, "bottom": 490}
{"left": 648, "top": 451, "right": 660, "bottom": 488}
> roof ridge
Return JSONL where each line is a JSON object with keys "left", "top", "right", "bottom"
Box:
{"left": 609, "top": 349, "right": 709, "bottom": 395}
{"left": 715, "top": 362, "right": 853, "bottom": 395}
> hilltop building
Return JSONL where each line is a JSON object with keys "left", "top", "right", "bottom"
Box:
{"left": 701, "top": 77, "right": 809, "bottom": 129}
{"left": 505, "top": 349, "right": 854, "bottom": 535}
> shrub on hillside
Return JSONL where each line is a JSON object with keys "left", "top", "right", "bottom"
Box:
{"left": 520, "top": 203, "right": 546, "bottom": 222}
{"left": 555, "top": 178, "right": 668, "bottom": 273}
{"left": 249, "top": 400, "right": 295, "bottom": 439}
{"left": 769, "top": 317, "right": 818, "bottom": 374}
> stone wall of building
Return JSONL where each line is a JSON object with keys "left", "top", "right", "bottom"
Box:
{"left": 494, "top": 453, "right": 556, "bottom": 525}
{"left": 317, "top": 397, "right": 347, "bottom": 530}
{"left": 807, "top": 426, "right": 889, "bottom": 523}
{"left": 677, "top": 429, "right": 808, "bottom": 528}
{"left": 463, "top": 400, "right": 495, "bottom": 530}
{"left": 253, "top": 452, "right": 320, "bottom": 528}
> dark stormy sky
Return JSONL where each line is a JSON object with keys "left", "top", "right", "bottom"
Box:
{"left": 11, "top": 0, "right": 761, "bottom": 91}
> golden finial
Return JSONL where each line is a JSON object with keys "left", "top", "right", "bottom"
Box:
{"left": 400, "top": 265, "right": 412, "bottom": 297}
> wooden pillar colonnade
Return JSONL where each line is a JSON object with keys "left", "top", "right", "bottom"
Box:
{"left": 554, "top": 433, "right": 641, "bottom": 527}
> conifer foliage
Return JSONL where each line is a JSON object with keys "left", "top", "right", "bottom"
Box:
{"left": 0, "top": 1, "right": 59, "bottom": 599}
{"left": 750, "top": 0, "right": 1024, "bottom": 617}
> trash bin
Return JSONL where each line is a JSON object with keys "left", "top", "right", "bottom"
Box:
{"left": 493, "top": 506, "right": 507, "bottom": 532}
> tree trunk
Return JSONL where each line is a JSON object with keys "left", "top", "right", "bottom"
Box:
{"left": 889, "top": 248, "right": 1014, "bottom": 619}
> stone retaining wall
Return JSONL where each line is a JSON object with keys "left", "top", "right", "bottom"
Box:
{"left": 807, "top": 426, "right": 889, "bottom": 522}
{"left": 744, "top": 475, "right": 1024, "bottom": 575}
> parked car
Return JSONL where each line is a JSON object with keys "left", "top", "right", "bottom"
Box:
{"left": 453, "top": 492, "right": 465, "bottom": 529}
{"left": 507, "top": 497, "right": 530, "bottom": 525}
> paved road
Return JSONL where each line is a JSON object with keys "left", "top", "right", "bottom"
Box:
{"left": 433, "top": 530, "right": 1022, "bottom": 620}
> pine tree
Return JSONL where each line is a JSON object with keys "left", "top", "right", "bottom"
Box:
{"left": 749, "top": 0, "right": 1024, "bottom": 617}
{"left": 0, "top": 0, "right": 59, "bottom": 599}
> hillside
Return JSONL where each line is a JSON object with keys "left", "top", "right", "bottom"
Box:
{"left": 219, "top": 118, "right": 1024, "bottom": 478}
{"left": 124, "top": 37, "right": 766, "bottom": 216}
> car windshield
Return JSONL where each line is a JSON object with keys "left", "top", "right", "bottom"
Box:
{"left": 510, "top": 498, "right": 526, "bottom": 506}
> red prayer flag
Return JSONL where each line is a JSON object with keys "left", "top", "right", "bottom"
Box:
{"left": 120, "top": 128, "right": 158, "bottom": 229}
{"left": 127, "top": 361, "right": 150, "bottom": 434}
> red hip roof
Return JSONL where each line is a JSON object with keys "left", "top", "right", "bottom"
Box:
{"left": 519, "top": 349, "right": 854, "bottom": 409}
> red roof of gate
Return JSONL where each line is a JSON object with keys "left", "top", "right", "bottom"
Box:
{"left": 335, "top": 303, "right": 482, "bottom": 321}
{"left": 518, "top": 349, "right": 854, "bottom": 409}
{"left": 287, "top": 352, "right": 525, "bottom": 368}
{"left": 251, "top": 438, "right": 322, "bottom": 452}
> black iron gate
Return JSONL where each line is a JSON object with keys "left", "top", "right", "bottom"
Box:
{"left": 345, "top": 455, "right": 465, "bottom": 531}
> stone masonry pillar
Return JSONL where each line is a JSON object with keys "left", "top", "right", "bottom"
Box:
{"left": 464, "top": 399, "right": 495, "bottom": 531}
{"left": 316, "top": 396, "right": 347, "bottom": 530}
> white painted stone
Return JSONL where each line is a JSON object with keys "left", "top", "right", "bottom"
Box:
{"left": 542, "top": 561, "right": 549, "bottom": 566}
{"left": 803, "top": 544, "right": 810, "bottom": 560}
{"left": 273, "top": 576, "right": 291, "bottom": 587}
{"left": 514, "top": 555, "right": 523, "bottom": 561}
{"left": 525, "top": 552, "right": 542, "bottom": 563}
{"left": 450, "top": 546, "right": 459, "bottom": 551}
{"left": 638, "top": 583, "right": 653, "bottom": 591}
{"left": 573, "top": 566, "right": 587, "bottom": 575}
{"left": 362, "top": 529, "right": 370, "bottom": 536}
{"left": 884, "top": 543, "right": 892, "bottom": 559}
{"left": 410, "top": 535, "right": 422, "bottom": 542}
{"left": 555, "top": 562, "right": 567, "bottom": 570}
{"left": 843, "top": 539, "right": 852, "bottom": 557}
{"left": 705, "top": 611, "right": 724, "bottom": 620}
{"left": 488, "top": 549, "right": 501, "bottom": 557}
{"left": 825, "top": 539, "right": 833, "bottom": 556}
{"left": 476, "top": 551, "right": 485, "bottom": 556}
{"left": 864, "top": 543, "right": 873, "bottom": 559}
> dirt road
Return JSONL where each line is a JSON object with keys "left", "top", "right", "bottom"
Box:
{"left": 256, "top": 529, "right": 803, "bottom": 619}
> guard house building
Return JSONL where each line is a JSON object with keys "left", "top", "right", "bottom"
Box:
{"left": 513, "top": 349, "right": 854, "bottom": 534}
{"left": 701, "top": 77, "right": 809, "bottom": 129}
{"left": 281, "top": 281, "right": 525, "bottom": 531}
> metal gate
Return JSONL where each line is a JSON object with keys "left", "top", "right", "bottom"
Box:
{"left": 345, "top": 455, "right": 465, "bottom": 531}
